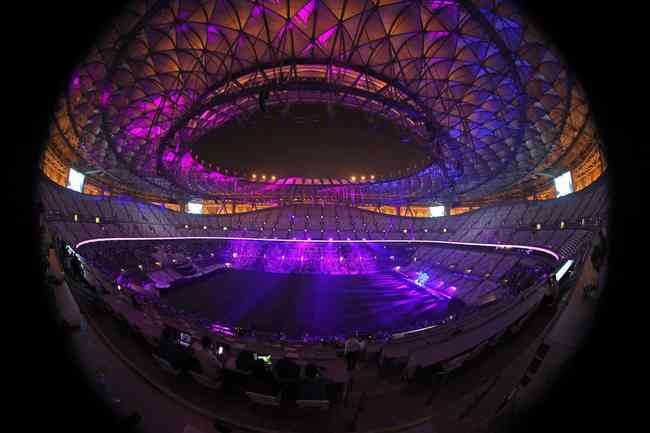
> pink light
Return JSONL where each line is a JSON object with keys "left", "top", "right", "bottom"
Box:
{"left": 293, "top": 0, "right": 315, "bottom": 25}
{"left": 431, "top": 1, "right": 455, "bottom": 10}
{"left": 317, "top": 26, "right": 337, "bottom": 46}
{"left": 425, "top": 31, "right": 450, "bottom": 40}
{"left": 75, "top": 237, "right": 560, "bottom": 261}
{"left": 251, "top": 5, "right": 263, "bottom": 18}
{"left": 301, "top": 42, "right": 316, "bottom": 55}
{"left": 180, "top": 152, "right": 195, "bottom": 171}
{"left": 207, "top": 25, "right": 220, "bottom": 42}
{"left": 100, "top": 90, "right": 110, "bottom": 106}
{"left": 276, "top": 22, "right": 292, "bottom": 39}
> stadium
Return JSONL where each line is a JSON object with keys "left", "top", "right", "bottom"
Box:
{"left": 27, "top": 1, "right": 621, "bottom": 433}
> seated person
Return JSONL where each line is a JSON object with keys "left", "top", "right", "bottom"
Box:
{"left": 247, "top": 359, "right": 281, "bottom": 396}
{"left": 236, "top": 350, "right": 256, "bottom": 372}
{"left": 221, "top": 348, "right": 247, "bottom": 394}
{"left": 158, "top": 327, "right": 191, "bottom": 370}
{"left": 222, "top": 347, "right": 238, "bottom": 370}
{"left": 299, "top": 363, "right": 327, "bottom": 401}
{"left": 190, "top": 336, "right": 222, "bottom": 381}
{"left": 274, "top": 357, "right": 301, "bottom": 380}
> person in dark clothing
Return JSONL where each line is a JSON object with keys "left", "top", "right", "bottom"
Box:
{"left": 304, "top": 363, "right": 319, "bottom": 379}
{"left": 344, "top": 335, "right": 361, "bottom": 371}
{"left": 300, "top": 363, "right": 327, "bottom": 400}
{"left": 274, "top": 357, "right": 301, "bottom": 380}
{"left": 236, "top": 350, "right": 255, "bottom": 372}
{"left": 158, "top": 328, "right": 189, "bottom": 370}
{"left": 273, "top": 356, "right": 302, "bottom": 399}
{"left": 248, "top": 359, "right": 280, "bottom": 396}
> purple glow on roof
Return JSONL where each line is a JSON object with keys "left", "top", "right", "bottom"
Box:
{"left": 251, "top": 5, "right": 263, "bottom": 17}
{"left": 180, "top": 152, "right": 195, "bottom": 171}
{"left": 207, "top": 25, "right": 220, "bottom": 42}
{"left": 317, "top": 26, "right": 337, "bottom": 46}
{"left": 431, "top": 1, "right": 455, "bottom": 10}
{"left": 100, "top": 90, "right": 111, "bottom": 106}
{"left": 276, "top": 22, "right": 293, "bottom": 39}
{"left": 53, "top": 0, "right": 588, "bottom": 203}
{"left": 293, "top": 0, "right": 315, "bottom": 25}
{"left": 176, "top": 22, "right": 190, "bottom": 32}
{"left": 425, "top": 31, "right": 450, "bottom": 40}
{"left": 162, "top": 150, "right": 177, "bottom": 163}
{"left": 301, "top": 42, "right": 316, "bottom": 55}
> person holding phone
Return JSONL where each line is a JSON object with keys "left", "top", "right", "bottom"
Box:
{"left": 190, "top": 336, "right": 222, "bottom": 380}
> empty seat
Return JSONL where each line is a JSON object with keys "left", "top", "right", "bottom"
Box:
{"left": 152, "top": 354, "right": 181, "bottom": 375}
{"left": 189, "top": 371, "right": 223, "bottom": 391}
{"left": 245, "top": 391, "right": 281, "bottom": 407}
{"left": 296, "top": 399, "right": 329, "bottom": 410}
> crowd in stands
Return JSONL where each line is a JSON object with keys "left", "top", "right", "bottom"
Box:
{"left": 153, "top": 324, "right": 337, "bottom": 402}
{"left": 35, "top": 175, "right": 610, "bottom": 410}
{"left": 36, "top": 174, "right": 610, "bottom": 346}
{"left": 39, "top": 174, "right": 608, "bottom": 258}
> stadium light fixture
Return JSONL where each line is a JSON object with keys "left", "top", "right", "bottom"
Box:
{"left": 67, "top": 168, "right": 85, "bottom": 193}
{"left": 429, "top": 205, "right": 445, "bottom": 217}
{"left": 554, "top": 171, "right": 573, "bottom": 197}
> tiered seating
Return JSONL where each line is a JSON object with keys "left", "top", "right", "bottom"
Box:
{"left": 40, "top": 175, "right": 607, "bottom": 266}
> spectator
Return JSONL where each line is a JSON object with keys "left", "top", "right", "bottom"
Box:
{"left": 344, "top": 335, "right": 361, "bottom": 371}
{"left": 304, "top": 363, "right": 319, "bottom": 379}
{"left": 248, "top": 359, "right": 280, "bottom": 396}
{"left": 191, "top": 336, "right": 222, "bottom": 380}
{"left": 236, "top": 350, "right": 255, "bottom": 372}
{"left": 158, "top": 328, "right": 188, "bottom": 370}
{"left": 274, "top": 357, "right": 300, "bottom": 380}
{"left": 300, "top": 363, "right": 327, "bottom": 400}
{"left": 543, "top": 275, "right": 559, "bottom": 307}
{"left": 222, "top": 347, "right": 237, "bottom": 370}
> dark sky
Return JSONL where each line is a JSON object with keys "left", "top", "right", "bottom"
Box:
{"left": 192, "top": 103, "right": 427, "bottom": 179}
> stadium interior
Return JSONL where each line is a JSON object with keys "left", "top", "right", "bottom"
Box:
{"left": 30, "top": 1, "right": 619, "bottom": 433}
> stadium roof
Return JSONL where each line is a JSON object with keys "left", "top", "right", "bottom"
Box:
{"left": 46, "top": 0, "right": 599, "bottom": 205}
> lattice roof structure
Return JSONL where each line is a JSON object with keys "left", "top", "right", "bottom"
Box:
{"left": 46, "top": 0, "right": 599, "bottom": 205}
